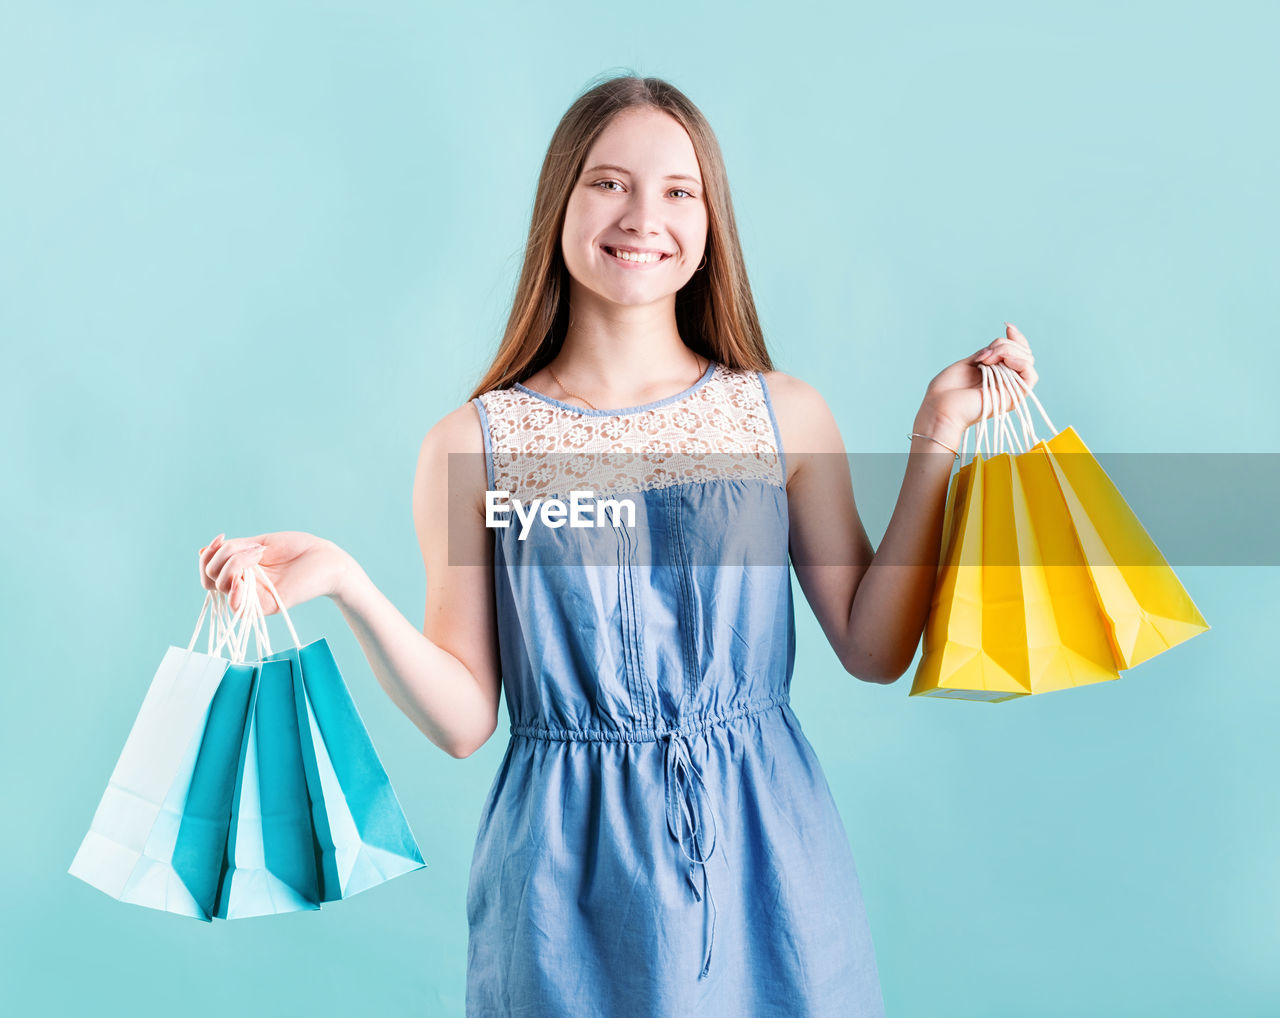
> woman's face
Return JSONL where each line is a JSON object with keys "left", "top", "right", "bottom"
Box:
{"left": 560, "top": 106, "right": 708, "bottom": 311}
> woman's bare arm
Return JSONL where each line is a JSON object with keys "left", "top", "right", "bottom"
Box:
{"left": 763, "top": 326, "right": 1037, "bottom": 683}
{"left": 764, "top": 371, "right": 956, "bottom": 684}
{"left": 332, "top": 402, "right": 501, "bottom": 757}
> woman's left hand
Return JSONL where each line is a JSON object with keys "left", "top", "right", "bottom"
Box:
{"left": 918, "top": 322, "right": 1039, "bottom": 441}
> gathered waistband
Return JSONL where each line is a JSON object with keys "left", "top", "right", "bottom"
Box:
{"left": 508, "top": 692, "right": 790, "bottom": 744}
{"left": 508, "top": 692, "right": 794, "bottom": 981}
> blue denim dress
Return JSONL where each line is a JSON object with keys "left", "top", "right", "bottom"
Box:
{"left": 467, "top": 362, "right": 884, "bottom": 1017}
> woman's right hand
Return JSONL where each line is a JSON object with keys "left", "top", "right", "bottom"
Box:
{"left": 197, "top": 531, "right": 351, "bottom": 616}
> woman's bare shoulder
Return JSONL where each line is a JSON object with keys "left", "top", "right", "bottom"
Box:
{"left": 760, "top": 370, "right": 824, "bottom": 412}
{"left": 421, "top": 400, "right": 488, "bottom": 457}
{"left": 414, "top": 401, "right": 491, "bottom": 515}
{"left": 760, "top": 371, "right": 843, "bottom": 450}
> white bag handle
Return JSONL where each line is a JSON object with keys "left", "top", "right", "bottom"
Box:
{"left": 969, "top": 363, "right": 1021, "bottom": 463}
{"left": 991, "top": 365, "right": 1027, "bottom": 455}
{"left": 962, "top": 362, "right": 1057, "bottom": 466}
{"left": 185, "top": 562, "right": 302, "bottom": 664}
{"left": 223, "top": 565, "right": 302, "bottom": 663}
{"left": 994, "top": 361, "right": 1057, "bottom": 437}
{"left": 187, "top": 590, "right": 216, "bottom": 654}
{"left": 985, "top": 362, "right": 1038, "bottom": 451}
{"left": 1003, "top": 363, "right": 1034, "bottom": 448}
{"left": 971, "top": 362, "right": 995, "bottom": 461}
{"left": 187, "top": 588, "right": 239, "bottom": 655}
{"left": 973, "top": 361, "right": 989, "bottom": 459}
{"left": 227, "top": 571, "right": 272, "bottom": 662}
{"left": 985, "top": 364, "right": 1014, "bottom": 456}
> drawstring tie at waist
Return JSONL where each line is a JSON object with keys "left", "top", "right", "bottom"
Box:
{"left": 662, "top": 729, "right": 718, "bottom": 980}
{"left": 509, "top": 694, "right": 793, "bottom": 982}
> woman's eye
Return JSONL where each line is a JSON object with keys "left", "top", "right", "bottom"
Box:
{"left": 591, "top": 181, "right": 696, "bottom": 199}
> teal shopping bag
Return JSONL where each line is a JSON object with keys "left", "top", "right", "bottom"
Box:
{"left": 169, "top": 661, "right": 256, "bottom": 916}
{"left": 264, "top": 637, "right": 427, "bottom": 902}
{"left": 215, "top": 653, "right": 322, "bottom": 918}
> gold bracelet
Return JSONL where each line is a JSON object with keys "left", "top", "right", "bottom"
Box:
{"left": 907, "top": 432, "right": 959, "bottom": 458}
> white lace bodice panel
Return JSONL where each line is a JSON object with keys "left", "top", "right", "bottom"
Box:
{"left": 473, "top": 363, "right": 786, "bottom": 501}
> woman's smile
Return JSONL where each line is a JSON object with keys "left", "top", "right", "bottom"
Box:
{"left": 601, "top": 244, "right": 673, "bottom": 268}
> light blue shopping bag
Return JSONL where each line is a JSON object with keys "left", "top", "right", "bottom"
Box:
{"left": 69, "top": 590, "right": 244, "bottom": 919}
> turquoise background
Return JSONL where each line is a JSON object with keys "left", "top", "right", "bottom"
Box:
{"left": 3, "top": 1, "right": 1276, "bottom": 1015}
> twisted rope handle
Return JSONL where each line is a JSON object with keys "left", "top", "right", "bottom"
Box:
{"left": 968, "top": 363, "right": 1019, "bottom": 463}
{"left": 998, "top": 363, "right": 1038, "bottom": 449}
{"left": 994, "top": 361, "right": 1057, "bottom": 436}
{"left": 962, "top": 362, "right": 1057, "bottom": 466}
{"left": 185, "top": 562, "right": 302, "bottom": 664}
{"left": 970, "top": 361, "right": 994, "bottom": 462}
{"left": 990, "top": 365, "right": 1026, "bottom": 454}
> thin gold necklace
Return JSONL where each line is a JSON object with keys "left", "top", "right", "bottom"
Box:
{"left": 547, "top": 352, "right": 707, "bottom": 411}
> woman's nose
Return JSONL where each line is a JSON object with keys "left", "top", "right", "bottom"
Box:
{"left": 617, "top": 193, "right": 663, "bottom": 237}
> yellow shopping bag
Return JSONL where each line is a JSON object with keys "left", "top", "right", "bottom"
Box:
{"left": 1008, "top": 441, "right": 1123, "bottom": 693}
{"left": 1037, "top": 426, "right": 1209, "bottom": 668}
{"left": 911, "top": 451, "right": 1032, "bottom": 703}
{"left": 993, "top": 364, "right": 1210, "bottom": 668}
{"left": 912, "top": 362, "right": 1188, "bottom": 701}
{"left": 911, "top": 448, "right": 1123, "bottom": 700}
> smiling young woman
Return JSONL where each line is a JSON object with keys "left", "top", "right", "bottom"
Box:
{"left": 197, "top": 72, "right": 1036, "bottom": 1017}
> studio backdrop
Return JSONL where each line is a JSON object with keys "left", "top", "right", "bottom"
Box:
{"left": 2, "top": 2, "right": 1276, "bottom": 1016}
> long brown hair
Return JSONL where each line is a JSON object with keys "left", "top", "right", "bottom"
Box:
{"left": 467, "top": 73, "right": 773, "bottom": 400}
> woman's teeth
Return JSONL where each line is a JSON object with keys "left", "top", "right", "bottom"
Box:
{"left": 606, "top": 247, "right": 666, "bottom": 264}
